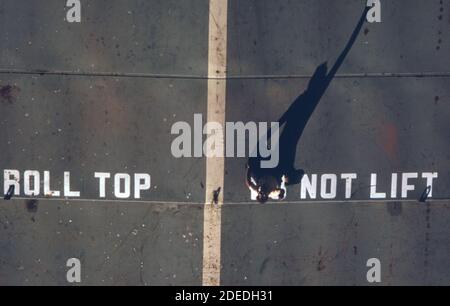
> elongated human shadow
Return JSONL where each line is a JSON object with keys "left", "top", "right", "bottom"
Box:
{"left": 248, "top": 7, "right": 369, "bottom": 186}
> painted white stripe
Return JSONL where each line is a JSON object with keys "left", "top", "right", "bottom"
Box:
{"left": 202, "top": 0, "right": 228, "bottom": 287}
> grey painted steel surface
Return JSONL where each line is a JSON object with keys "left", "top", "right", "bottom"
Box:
{"left": 224, "top": 77, "right": 450, "bottom": 203}
{"left": 0, "top": 0, "right": 209, "bottom": 286}
{"left": 0, "top": 200, "right": 203, "bottom": 285}
{"left": 0, "top": 0, "right": 449, "bottom": 285}
{"left": 221, "top": 0, "right": 450, "bottom": 286}
{"left": 227, "top": 0, "right": 450, "bottom": 76}
{"left": 0, "top": 75, "right": 206, "bottom": 202}
{"left": 0, "top": 0, "right": 209, "bottom": 75}
{"left": 221, "top": 201, "right": 450, "bottom": 286}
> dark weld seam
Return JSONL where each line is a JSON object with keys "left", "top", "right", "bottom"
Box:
{"left": 2, "top": 197, "right": 450, "bottom": 206}
{"left": 227, "top": 72, "right": 450, "bottom": 79}
{"left": 0, "top": 69, "right": 207, "bottom": 80}
{"left": 1, "top": 69, "right": 450, "bottom": 80}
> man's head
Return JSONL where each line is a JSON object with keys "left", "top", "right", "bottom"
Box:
{"left": 256, "top": 180, "right": 272, "bottom": 204}
{"left": 256, "top": 191, "right": 269, "bottom": 204}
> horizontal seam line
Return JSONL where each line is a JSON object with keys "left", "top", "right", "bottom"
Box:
{"left": 1, "top": 70, "right": 450, "bottom": 79}
{"left": 2, "top": 197, "right": 449, "bottom": 206}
